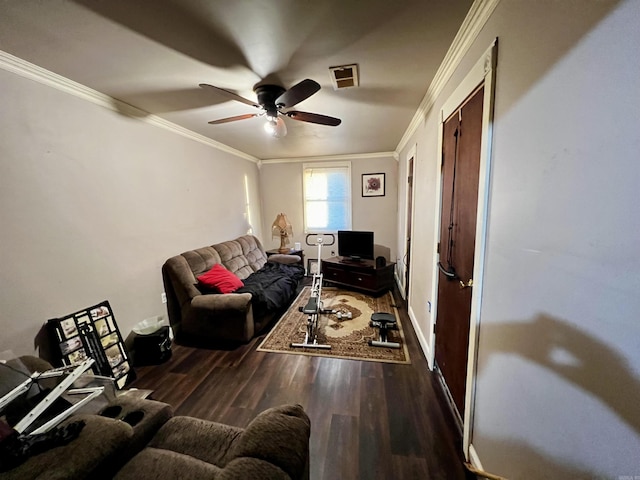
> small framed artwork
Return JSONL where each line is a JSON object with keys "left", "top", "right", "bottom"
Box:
{"left": 307, "top": 258, "right": 319, "bottom": 276}
{"left": 362, "top": 173, "right": 385, "bottom": 197}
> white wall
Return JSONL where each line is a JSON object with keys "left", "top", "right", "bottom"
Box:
{"left": 0, "top": 68, "right": 263, "bottom": 356}
{"left": 399, "top": 0, "right": 640, "bottom": 478}
{"left": 259, "top": 155, "right": 398, "bottom": 262}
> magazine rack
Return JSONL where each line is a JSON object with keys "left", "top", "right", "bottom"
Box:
{"left": 47, "top": 300, "right": 135, "bottom": 389}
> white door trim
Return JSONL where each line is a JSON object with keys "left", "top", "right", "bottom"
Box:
{"left": 399, "top": 144, "right": 417, "bottom": 300}
{"left": 428, "top": 38, "right": 498, "bottom": 460}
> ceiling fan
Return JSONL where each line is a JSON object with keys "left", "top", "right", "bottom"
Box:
{"left": 199, "top": 79, "right": 341, "bottom": 138}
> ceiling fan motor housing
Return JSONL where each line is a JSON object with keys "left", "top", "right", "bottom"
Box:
{"left": 255, "top": 84, "right": 286, "bottom": 117}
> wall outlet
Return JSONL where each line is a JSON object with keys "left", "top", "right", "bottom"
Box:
{"left": 161, "top": 292, "right": 167, "bottom": 304}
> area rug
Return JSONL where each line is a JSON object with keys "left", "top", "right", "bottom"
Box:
{"left": 258, "top": 287, "right": 410, "bottom": 364}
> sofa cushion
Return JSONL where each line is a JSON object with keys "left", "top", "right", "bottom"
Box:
{"left": 114, "top": 447, "right": 222, "bottom": 480}
{"left": 197, "top": 264, "right": 244, "bottom": 294}
{"left": 218, "top": 457, "right": 291, "bottom": 480}
{"left": 229, "top": 404, "right": 310, "bottom": 480}
{"left": 212, "top": 236, "right": 267, "bottom": 279}
{"left": 148, "top": 416, "right": 242, "bottom": 467}
{"left": 182, "top": 246, "right": 222, "bottom": 276}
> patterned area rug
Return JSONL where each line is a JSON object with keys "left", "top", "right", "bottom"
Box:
{"left": 258, "top": 287, "right": 410, "bottom": 364}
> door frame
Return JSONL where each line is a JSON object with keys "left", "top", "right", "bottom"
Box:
{"left": 427, "top": 39, "right": 498, "bottom": 459}
{"left": 399, "top": 144, "right": 417, "bottom": 300}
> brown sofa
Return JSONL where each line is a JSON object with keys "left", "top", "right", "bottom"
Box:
{"left": 1, "top": 357, "right": 311, "bottom": 480}
{"left": 162, "top": 235, "right": 304, "bottom": 344}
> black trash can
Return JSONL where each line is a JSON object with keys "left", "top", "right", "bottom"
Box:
{"left": 133, "top": 325, "right": 172, "bottom": 366}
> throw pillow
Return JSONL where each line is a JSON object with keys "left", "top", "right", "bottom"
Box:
{"left": 197, "top": 264, "right": 244, "bottom": 294}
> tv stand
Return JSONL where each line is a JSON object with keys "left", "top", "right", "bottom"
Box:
{"left": 322, "top": 256, "right": 395, "bottom": 296}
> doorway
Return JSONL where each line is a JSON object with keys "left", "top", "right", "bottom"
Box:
{"left": 404, "top": 154, "right": 415, "bottom": 298}
{"left": 427, "top": 39, "right": 497, "bottom": 459}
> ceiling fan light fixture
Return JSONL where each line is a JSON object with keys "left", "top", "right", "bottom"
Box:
{"left": 264, "top": 116, "right": 287, "bottom": 138}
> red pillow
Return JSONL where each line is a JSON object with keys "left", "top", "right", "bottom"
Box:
{"left": 197, "top": 264, "right": 244, "bottom": 294}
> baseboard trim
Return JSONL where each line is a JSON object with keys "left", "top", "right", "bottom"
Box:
{"left": 468, "top": 443, "right": 483, "bottom": 468}
{"left": 394, "top": 271, "right": 406, "bottom": 300}
{"left": 406, "top": 304, "right": 432, "bottom": 369}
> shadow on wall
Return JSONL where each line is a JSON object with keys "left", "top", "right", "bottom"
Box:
{"left": 492, "top": 0, "right": 622, "bottom": 121}
{"left": 475, "top": 314, "right": 640, "bottom": 478}
{"left": 374, "top": 244, "right": 391, "bottom": 262}
{"left": 474, "top": 437, "right": 595, "bottom": 480}
{"left": 33, "top": 324, "right": 56, "bottom": 364}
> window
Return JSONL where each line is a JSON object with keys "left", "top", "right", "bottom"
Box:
{"left": 303, "top": 162, "right": 351, "bottom": 232}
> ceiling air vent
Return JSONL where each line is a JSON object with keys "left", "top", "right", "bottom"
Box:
{"left": 329, "top": 64, "right": 359, "bottom": 90}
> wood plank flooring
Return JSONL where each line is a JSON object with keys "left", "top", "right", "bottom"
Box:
{"left": 130, "top": 287, "right": 474, "bottom": 479}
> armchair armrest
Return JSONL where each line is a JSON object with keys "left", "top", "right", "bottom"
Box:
{"left": 267, "top": 254, "right": 301, "bottom": 265}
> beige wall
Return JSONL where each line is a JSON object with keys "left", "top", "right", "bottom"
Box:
{"left": 259, "top": 155, "right": 398, "bottom": 264}
{"left": 398, "top": 0, "right": 640, "bottom": 478}
{"left": 0, "top": 68, "right": 263, "bottom": 356}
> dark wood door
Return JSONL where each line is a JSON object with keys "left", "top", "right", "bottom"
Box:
{"left": 434, "top": 85, "right": 484, "bottom": 417}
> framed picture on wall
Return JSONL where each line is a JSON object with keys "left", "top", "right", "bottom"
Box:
{"left": 362, "top": 173, "right": 385, "bottom": 197}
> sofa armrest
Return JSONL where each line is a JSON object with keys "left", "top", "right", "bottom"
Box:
{"left": 267, "top": 254, "right": 301, "bottom": 265}
{"left": 190, "top": 292, "right": 252, "bottom": 313}
{"left": 3, "top": 415, "right": 133, "bottom": 480}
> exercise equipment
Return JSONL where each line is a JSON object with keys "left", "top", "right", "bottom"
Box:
{"left": 290, "top": 234, "right": 335, "bottom": 350}
{"left": 1, "top": 359, "right": 108, "bottom": 435}
{"left": 368, "top": 312, "right": 400, "bottom": 349}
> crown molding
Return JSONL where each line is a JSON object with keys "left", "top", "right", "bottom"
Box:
{"left": 0, "top": 50, "right": 259, "bottom": 164}
{"left": 261, "top": 151, "right": 396, "bottom": 165}
{"left": 395, "top": 0, "right": 500, "bottom": 154}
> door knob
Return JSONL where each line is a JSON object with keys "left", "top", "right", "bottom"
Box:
{"left": 459, "top": 278, "right": 473, "bottom": 289}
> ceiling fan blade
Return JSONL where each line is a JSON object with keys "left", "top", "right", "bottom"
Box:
{"left": 275, "top": 79, "right": 320, "bottom": 108}
{"left": 199, "top": 83, "right": 259, "bottom": 108}
{"left": 285, "top": 111, "right": 342, "bottom": 126}
{"left": 208, "top": 113, "right": 259, "bottom": 125}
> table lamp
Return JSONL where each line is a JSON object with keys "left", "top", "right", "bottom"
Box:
{"left": 271, "top": 213, "right": 293, "bottom": 253}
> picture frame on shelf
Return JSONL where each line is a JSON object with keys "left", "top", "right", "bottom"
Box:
{"left": 362, "top": 173, "right": 385, "bottom": 197}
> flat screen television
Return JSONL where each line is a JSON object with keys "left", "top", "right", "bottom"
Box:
{"left": 337, "top": 230, "right": 374, "bottom": 261}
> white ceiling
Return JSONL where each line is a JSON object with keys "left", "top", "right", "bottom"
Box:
{"left": 0, "top": 0, "right": 472, "bottom": 160}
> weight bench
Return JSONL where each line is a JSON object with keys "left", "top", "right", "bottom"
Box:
{"left": 369, "top": 312, "right": 400, "bottom": 349}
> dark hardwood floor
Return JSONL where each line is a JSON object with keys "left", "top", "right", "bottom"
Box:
{"left": 130, "top": 286, "right": 474, "bottom": 480}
